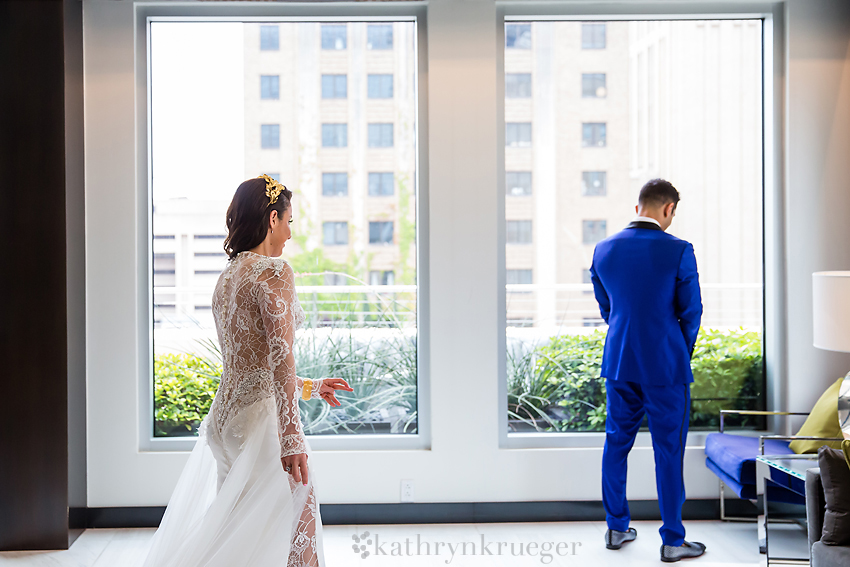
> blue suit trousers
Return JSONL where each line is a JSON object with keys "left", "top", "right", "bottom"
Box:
{"left": 602, "top": 379, "right": 691, "bottom": 546}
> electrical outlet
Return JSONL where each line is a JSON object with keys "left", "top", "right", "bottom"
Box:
{"left": 400, "top": 479, "right": 415, "bottom": 503}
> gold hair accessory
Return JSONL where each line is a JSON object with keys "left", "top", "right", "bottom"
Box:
{"left": 258, "top": 174, "right": 287, "bottom": 206}
{"left": 302, "top": 378, "right": 313, "bottom": 401}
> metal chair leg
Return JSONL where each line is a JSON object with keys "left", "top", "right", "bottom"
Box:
{"left": 719, "top": 478, "right": 758, "bottom": 522}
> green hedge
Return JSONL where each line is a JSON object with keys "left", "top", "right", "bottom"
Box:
{"left": 154, "top": 332, "right": 418, "bottom": 437}
{"left": 508, "top": 327, "right": 764, "bottom": 432}
{"left": 156, "top": 327, "right": 763, "bottom": 436}
{"left": 154, "top": 353, "right": 221, "bottom": 436}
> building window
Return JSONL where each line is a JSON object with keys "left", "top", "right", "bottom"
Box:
{"left": 581, "top": 171, "right": 607, "bottom": 196}
{"left": 321, "top": 74, "right": 347, "bottom": 99}
{"left": 194, "top": 234, "right": 227, "bottom": 240}
{"left": 367, "top": 24, "right": 393, "bottom": 50}
{"left": 507, "top": 220, "right": 533, "bottom": 244}
{"left": 582, "top": 269, "right": 593, "bottom": 294}
{"left": 582, "top": 122, "right": 606, "bottom": 147}
{"left": 583, "top": 317, "right": 605, "bottom": 327}
{"left": 506, "top": 73, "right": 532, "bottom": 98}
{"left": 581, "top": 23, "right": 606, "bottom": 49}
{"left": 260, "top": 75, "right": 279, "bottom": 100}
{"left": 321, "top": 123, "right": 348, "bottom": 148}
{"left": 153, "top": 234, "right": 175, "bottom": 240}
{"left": 506, "top": 122, "right": 532, "bottom": 148}
{"left": 582, "top": 73, "right": 607, "bottom": 98}
{"left": 260, "top": 26, "right": 279, "bottom": 51}
{"left": 582, "top": 220, "right": 607, "bottom": 244}
{"left": 506, "top": 171, "right": 532, "bottom": 196}
{"left": 369, "top": 221, "right": 394, "bottom": 244}
{"left": 369, "top": 270, "right": 395, "bottom": 286}
{"left": 323, "top": 221, "right": 348, "bottom": 245}
{"left": 506, "top": 269, "right": 533, "bottom": 285}
{"left": 261, "top": 124, "right": 280, "bottom": 149}
{"left": 321, "top": 24, "right": 347, "bottom": 50}
{"left": 324, "top": 273, "right": 348, "bottom": 286}
{"left": 368, "top": 123, "right": 393, "bottom": 148}
{"left": 265, "top": 173, "right": 281, "bottom": 181}
{"left": 506, "top": 23, "right": 532, "bottom": 49}
{"left": 368, "top": 172, "right": 394, "bottom": 196}
{"left": 153, "top": 253, "right": 176, "bottom": 286}
{"left": 367, "top": 74, "right": 394, "bottom": 99}
{"left": 322, "top": 172, "right": 348, "bottom": 197}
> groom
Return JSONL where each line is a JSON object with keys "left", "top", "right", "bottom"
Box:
{"left": 589, "top": 179, "right": 705, "bottom": 562}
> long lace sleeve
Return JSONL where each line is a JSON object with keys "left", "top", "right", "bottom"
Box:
{"left": 254, "top": 260, "right": 306, "bottom": 459}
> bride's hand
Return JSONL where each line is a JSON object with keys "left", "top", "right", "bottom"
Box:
{"left": 318, "top": 378, "right": 354, "bottom": 407}
{"left": 281, "top": 453, "right": 309, "bottom": 485}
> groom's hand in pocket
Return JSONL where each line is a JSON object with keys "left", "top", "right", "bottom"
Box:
{"left": 282, "top": 453, "right": 309, "bottom": 486}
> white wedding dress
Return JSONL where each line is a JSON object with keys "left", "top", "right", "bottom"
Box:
{"left": 142, "top": 251, "right": 325, "bottom": 567}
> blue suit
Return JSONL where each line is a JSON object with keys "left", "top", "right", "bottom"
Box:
{"left": 590, "top": 221, "right": 702, "bottom": 546}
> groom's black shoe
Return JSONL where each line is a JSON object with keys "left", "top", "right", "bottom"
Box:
{"left": 605, "top": 527, "right": 637, "bottom": 550}
{"left": 660, "top": 541, "right": 707, "bottom": 562}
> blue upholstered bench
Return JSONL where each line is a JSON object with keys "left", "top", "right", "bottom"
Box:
{"left": 704, "top": 410, "right": 823, "bottom": 520}
{"left": 705, "top": 432, "right": 796, "bottom": 500}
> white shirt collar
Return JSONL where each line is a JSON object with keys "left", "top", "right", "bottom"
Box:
{"left": 633, "top": 216, "right": 661, "bottom": 227}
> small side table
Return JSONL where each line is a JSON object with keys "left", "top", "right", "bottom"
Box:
{"left": 756, "top": 455, "right": 818, "bottom": 565}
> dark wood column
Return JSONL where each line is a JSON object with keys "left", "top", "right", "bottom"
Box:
{"left": 0, "top": 0, "right": 86, "bottom": 550}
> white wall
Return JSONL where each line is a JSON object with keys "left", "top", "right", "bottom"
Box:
{"left": 83, "top": 0, "right": 850, "bottom": 508}
{"left": 783, "top": 0, "right": 850, "bottom": 431}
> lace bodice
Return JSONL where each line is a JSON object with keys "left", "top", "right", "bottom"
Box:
{"left": 210, "top": 251, "right": 308, "bottom": 458}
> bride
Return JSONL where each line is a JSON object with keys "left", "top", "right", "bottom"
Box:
{"left": 142, "top": 175, "right": 353, "bottom": 567}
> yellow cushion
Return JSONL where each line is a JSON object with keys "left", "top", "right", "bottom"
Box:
{"left": 789, "top": 377, "right": 844, "bottom": 453}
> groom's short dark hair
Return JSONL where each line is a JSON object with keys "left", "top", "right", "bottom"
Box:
{"left": 638, "top": 178, "right": 680, "bottom": 209}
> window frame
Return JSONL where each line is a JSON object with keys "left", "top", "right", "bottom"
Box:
{"left": 497, "top": 7, "right": 780, "bottom": 450}
{"left": 367, "top": 122, "right": 394, "bottom": 148}
{"left": 321, "top": 74, "right": 348, "bottom": 99}
{"left": 138, "top": 6, "right": 430, "bottom": 453}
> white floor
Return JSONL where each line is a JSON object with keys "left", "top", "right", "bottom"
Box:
{"left": 0, "top": 520, "right": 775, "bottom": 566}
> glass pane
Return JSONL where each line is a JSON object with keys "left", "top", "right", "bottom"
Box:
{"left": 321, "top": 24, "right": 347, "bottom": 50}
{"left": 506, "top": 23, "right": 532, "bottom": 49}
{"left": 150, "top": 21, "right": 418, "bottom": 438}
{"left": 260, "top": 25, "right": 279, "bottom": 51}
{"left": 505, "top": 20, "right": 764, "bottom": 433}
{"left": 506, "top": 171, "right": 532, "bottom": 196}
{"left": 506, "top": 73, "right": 532, "bottom": 98}
{"left": 367, "top": 74, "right": 394, "bottom": 99}
{"left": 322, "top": 74, "right": 347, "bottom": 99}
{"left": 581, "top": 73, "right": 607, "bottom": 98}
{"left": 260, "top": 75, "right": 279, "bottom": 100}
{"left": 368, "top": 123, "right": 394, "bottom": 148}
{"left": 367, "top": 24, "right": 393, "bottom": 50}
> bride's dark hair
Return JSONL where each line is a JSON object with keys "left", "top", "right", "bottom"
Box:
{"left": 224, "top": 177, "right": 293, "bottom": 260}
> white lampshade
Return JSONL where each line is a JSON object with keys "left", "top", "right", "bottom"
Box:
{"left": 813, "top": 271, "right": 850, "bottom": 352}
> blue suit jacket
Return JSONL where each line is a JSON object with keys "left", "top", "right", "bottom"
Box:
{"left": 589, "top": 222, "right": 703, "bottom": 386}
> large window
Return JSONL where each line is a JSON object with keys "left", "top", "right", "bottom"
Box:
{"left": 506, "top": 73, "right": 532, "bottom": 98}
{"left": 368, "top": 172, "right": 394, "bottom": 196}
{"left": 505, "top": 19, "right": 765, "bottom": 434}
{"left": 367, "top": 24, "right": 393, "bottom": 50}
{"left": 260, "top": 75, "right": 279, "bottom": 100}
{"left": 506, "top": 122, "right": 532, "bottom": 147}
{"left": 150, "top": 21, "right": 419, "bottom": 439}
{"left": 368, "top": 123, "right": 394, "bottom": 148}
{"left": 321, "top": 24, "right": 347, "bottom": 50}
{"left": 322, "top": 172, "right": 348, "bottom": 197}
{"left": 367, "top": 74, "right": 394, "bottom": 99}
{"left": 321, "top": 74, "right": 347, "bottom": 99}
{"left": 322, "top": 123, "right": 348, "bottom": 147}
